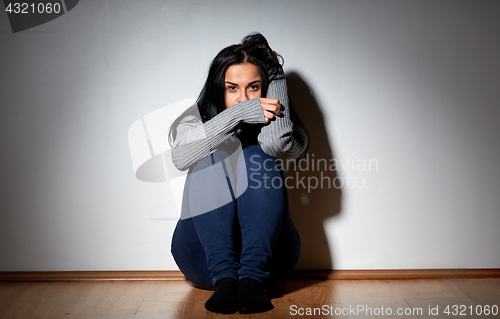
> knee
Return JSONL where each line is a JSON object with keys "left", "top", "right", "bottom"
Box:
{"left": 240, "top": 146, "right": 280, "bottom": 174}
{"left": 236, "top": 146, "right": 285, "bottom": 193}
{"left": 192, "top": 151, "right": 230, "bottom": 173}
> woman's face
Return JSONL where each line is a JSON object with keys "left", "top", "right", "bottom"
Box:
{"left": 224, "top": 63, "right": 261, "bottom": 109}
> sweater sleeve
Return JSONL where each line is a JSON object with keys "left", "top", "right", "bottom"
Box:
{"left": 258, "top": 77, "right": 308, "bottom": 160}
{"left": 171, "top": 97, "right": 265, "bottom": 171}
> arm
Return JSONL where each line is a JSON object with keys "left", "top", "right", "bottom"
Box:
{"left": 258, "top": 77, "right": 308, "bottom": 160}
{"left": 171, "top": 98, "right": 265, "bottom": 171}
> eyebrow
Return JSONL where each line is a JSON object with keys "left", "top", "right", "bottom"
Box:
{"left": 224, "top": 80, "right": 262, "bottom": 86}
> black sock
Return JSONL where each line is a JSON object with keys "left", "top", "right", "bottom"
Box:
{"left": 238, "top": 277, "right": 274, "bottom": 314}
{"left": 204, "top": 278, "right": 239, "bottom": 314}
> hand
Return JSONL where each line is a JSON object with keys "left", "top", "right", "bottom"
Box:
{"left": 260, "top": 98, "right": 281, "bottom": 124}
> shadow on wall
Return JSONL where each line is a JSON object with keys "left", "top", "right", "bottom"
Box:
{"left": 286, "top": 72, "right": 342, "bottom": 270}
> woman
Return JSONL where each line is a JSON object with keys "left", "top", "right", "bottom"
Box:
{"left": 168, "top": 33, "right": 308, "bottom": 314}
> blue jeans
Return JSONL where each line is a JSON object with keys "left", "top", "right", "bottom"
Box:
{"left": 171, "top": 145, "right": 301, "bottom": 289}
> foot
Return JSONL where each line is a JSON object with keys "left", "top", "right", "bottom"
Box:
{"left": 204, "top": 278, "right": 239, "bottom": 314}
{"left": 238, "top": 277, "right": 274, "bottom": 314}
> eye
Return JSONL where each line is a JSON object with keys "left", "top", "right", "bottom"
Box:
{"left": 227, "top": 85, "right": 237, "bottom": 92}
{"left": 249, "top": 84, "right": 260, "bottom": 91}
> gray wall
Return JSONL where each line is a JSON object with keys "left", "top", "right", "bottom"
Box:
{"left": 1, "top": 0, "right": 499, "bottom": 271}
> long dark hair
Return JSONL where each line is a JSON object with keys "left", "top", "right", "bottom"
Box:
{"left": 168, "top": 33, "right": 284, "bottom": 145}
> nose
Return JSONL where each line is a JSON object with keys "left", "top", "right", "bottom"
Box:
{"left": 239, "top": 90, "right": 249, "bottom": 102}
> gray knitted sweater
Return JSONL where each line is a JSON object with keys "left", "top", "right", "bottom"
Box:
{"left": 171, "top": 78, "right": 308, "bottom": 171}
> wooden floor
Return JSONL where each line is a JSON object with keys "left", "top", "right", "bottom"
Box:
{"left": 0, "top": 278, "right": 499, "bottom": 318}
